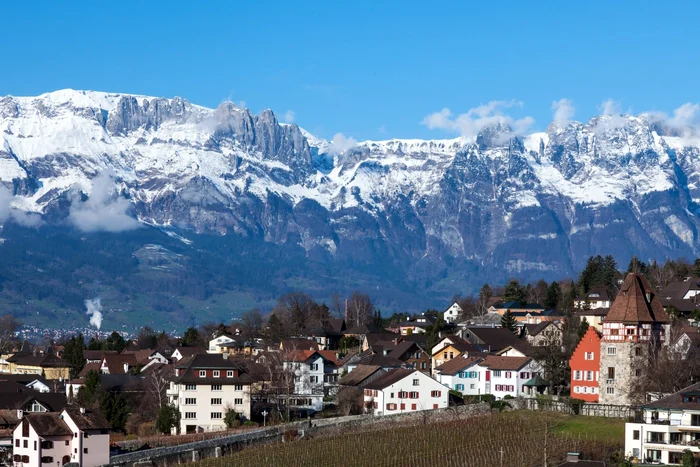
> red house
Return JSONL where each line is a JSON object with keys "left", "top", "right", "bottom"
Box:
{"left": 568, "top": 326, "right": 601, "bottom": 402}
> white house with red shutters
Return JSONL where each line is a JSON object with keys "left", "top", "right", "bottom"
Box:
{"left": 434, "top": 355, "right": 542, "bottom": 399}
{"left": 362, "top": 369, "right": 449, "bottom": 416}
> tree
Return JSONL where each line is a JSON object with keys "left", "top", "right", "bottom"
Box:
{"left": 87, "top": 337, "right": 103, "bottom": 350}
{"left": 106, "top": 331, "right": 126, "bottom": 352}
{"left": 181, "top": 327, "right": 200, "bottom": 347}
{"left": 62, "top": 333, "right": 86, "bottom": 379}
{"left": 156, "top": 331, "right": 170, "bottom": 348}
{"left": 346, "top": 292, "right": 375, "bottom": 328}
{"left": 628, "top": 256, "right": 648, "bottom": 276}
{"left": 330, "top": 292, "right": 344, "bottom": 319}
{"left": 694, "top": 258, "right": 700, "bottom": 278}
{"left": 545, "top": 282, "right": 561, "bottom": 309}
{"left": 156, "top": 404, "right": 180, "bottom": 434}
{"left": 534, "top": 330, "right": 568, "bottom": 395}
{"left": 223, "top": 407, "right": 241, "bottom": 428}
{"left": 273, "top": 292, "right": 316, "bottom": 334}
{"left": 136, "top": 326, "right": 158, "bottom": 349}
{"left": 682, "top": 449, "right": 695, "bottom": 467}
{"left": 528, "top": 280, "right": 549, "bottom": 306}
{"left": 145, "top": 366, "right": 171, "bottom": 412}
{"left": 0, "top": 315, "right": 20, "bottom": 353}
{"left": 265, "top": 313, "right": 286, "bottom": 341}
{"left": 479, "top": 284, "right": 493, "bottom": 303}
{"left": 100, "top": 391, "right": 130, "bottom": 432}
{"left": 501, "top": 311, "right": 517, "bottom": 333}
{"left": 336, "top": 387, "right": 364, "bottom": 415}
{"left": 240, "top": 308, "right": 264, "bottom": 339}
{"left": 425, "top": 317, "right": 446, "bottom": 350}
{"left": 503, "top": 280, "right": 525, "bottom": 305}
{"left": 77, "top": 369, "right": 101, "bottom": 406}
{"left": 577, "top": 318, "right": 589, "bottom": 339}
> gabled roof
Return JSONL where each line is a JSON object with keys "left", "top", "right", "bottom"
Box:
{"left": 78, "top": 362, "right": 102, "bottom": 378}
{"left": 464, "top": 327, "right": 535, "bottom": 356}
{"left": 83, "top": 350, "right": 117, "bottom": 361}
{"left": 102, "top": 354, "right": 137, "bottom": 374}
{"left": 604, "top": 273, "right": 669, "bottom": 324}
{"left": 172, "top": 347, "right": 205, "bottom": 359}
{"left": 64, "top": 407, "right": 110, "bottom": 430}
{"left": 364, "top": 333, "right": 399, "bottom": 346}
{"left": 172, "top": 354, "right": 252, "bottom": 385}
{"left": 435, "top": 357, "right": 482, "bottom": 375}
{"left": 338, "top": 365, "right": 384, "bottom": 386}
{"left": 346, "top": 350, "right": 406, "bottom": 369}
{"left": 642, "top": 381, "right": 700, "bottom": 410}
{"left": 284, "top": 350, "right": 318, "bottom": 363}
{"left": 22, "top": 413, "right": 72, "bottom": 437}
{"left": 573, "top": 307, "right": 610, "bottom": 317}
{"left": 0, "top": 392, "right": 67, "bottom": 412}
{"left": 317, "top": 350, "right": 341, "bottom": 366}
{"left": 364, "top": 368, "right": 417, "bottom": 390}
{"left": 481, "top": 355, "right": 531, "bottom": 371}
{"left": 523, "top": 322, "right": 555, "bottom": 337}
{"left": 280, "top": 339, "right": 319, "bottom": 351}
{"left": 345, "top": 323, "right": 383, "bottom": 335}
{"left": 120, "top": 349, "right": 153, "bottom": 364}
{"left": 387, "top": 341, "right": 424, "bottom": 360}
{"left": 11, "top": 353, "right": 70, "bottom": 368}
{"left": 492, "top": 301, "right": 545, "bottom": 310}
{"left": 659, "top": 278, "right": 700, "bottom": 301}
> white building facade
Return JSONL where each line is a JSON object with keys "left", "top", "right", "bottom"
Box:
{"left": 363, "top": 369, "right": 449, "bottom": 416}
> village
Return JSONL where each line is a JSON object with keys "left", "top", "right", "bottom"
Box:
{"left": 2, "top": 267, "right": 700, "bottom": 466}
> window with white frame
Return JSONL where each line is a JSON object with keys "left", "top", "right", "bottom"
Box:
{"left": 234, "top": 398, "right": 243, "bottom": 405}
{"left": 585, "top": 371, "right": 593, "bottom": 381}
{"left": 431, "top": 390, "right": 441, "bottom": 397}
{"left": 211, "top": 412, "right": 222, "bottom": 419}
{"left": 213, "top": 370, "right": 220, "bottom": 378}
{"left": 607, "top": 346, "right": 616, "bottom": 355}
{"left": 227, "top": 370, "right": 234, "bottom": 377}
{"left": 185, "top": 398, "right": 196, "bottom": 405}
{"left": 211, "top": 384, "right": 222, "bottom": 391}
{"left": 310, "top": 363, "right": 319, "bottom": 371}
{"left": 584, "top": 352, "right": 594, "bottom": 360}
{"left": 413, "top": 379, "right": 419, "bottom": 386}
{"left": 185, "top": 384, "right": 196, "bottom": 390}
{"left": 505, "top": 372, "right": 512, "bottom": 378}
{"left": 310, "top": 376, "right": 318, "bottom": 383}
{"left": 493, "top": 370, "right": 502, "bottom": 377}
{"left": 184, "top": 412, "right": 196, "bottom": 419}
{"left": 606, "top": 387, "right": 615, "bottom": 394}
{"left": 211, "top": 398, "right": 222, "bottom": 405}
{"left": 199, "top": 370, "right": 206, "bottom": 377}
{"left": 573, "top": 386, "right": 579, "bottom": 394}
{"left": 574, "top": 370, "right": 582, "bottom": 380}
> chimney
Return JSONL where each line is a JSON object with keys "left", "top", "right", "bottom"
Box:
{"left": 16, "top": 409, "right": 23, "bottom": 420}
{"left": 79, "top": 407, "right": 86, "bottom": 415}
{"left": 222, "top": 352, "right": 229, "bottom": 360}
{"left": 345, "top": 299, "right": 349, "bottom": 323}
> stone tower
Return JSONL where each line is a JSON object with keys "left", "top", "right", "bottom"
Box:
{"left": 598, "top": 273, "right": 669, "bottom": 406}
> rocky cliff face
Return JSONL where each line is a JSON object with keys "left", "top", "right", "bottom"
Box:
{"left": 1, "top": 89, "right": 699, "bottom": 296}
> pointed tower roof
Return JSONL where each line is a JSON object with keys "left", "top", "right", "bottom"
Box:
{"left": 604, "top": 273, "right": 669, "bottom": 324}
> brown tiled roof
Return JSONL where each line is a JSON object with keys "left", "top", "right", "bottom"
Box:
{"left": 78, "top": 362, "right": 101, "bottom": 378}
{"left": 172, "top": 354, "right": 252, "bottom": 385}
{"left": 280, "top": 339, "right": 319, "bottom": 351}
{"left": 83, "top": 350, "right": 117, "bottom": 361}
{"left": 64, "top": 407, "right": 110, "bottom": 430}
{"left": 120, "top": 349, "right": 153, "bottom": 364}
{"left": 481, "top": 355, "right": 531, "bottom": 371}
{"left": 364, "top": 369, "right": 417, "bottom": 390}
{"left": 388, "top": 341, "right": 422, "bottom": 360}
{"left": 604, "top": 273, "right": 669, "bottom": 324}
{"left": 0, "top": 409, "right": 19, "bottom": 428}
{"left": 22, "top": 413, "right": 72, "bottom": 437}
{"left": 643, "top": 381, "right": 700, "bottom": 410}
{"left": 464, "top": 327, "right": 535, "bottom": 356}
{"left": 317, "top": 350, "right": 341, "bottom": 366}
{"left": 573, "top": 308, "right": 609, "bottom": 317}
{"left": 338, "top": 365, "right": 384, "bottom": 386}
{"left": 12, "top": 353, "right": 70, "bottom": 368}
{"left": 435, "top": 357, "right": 482, "bottom": 375}
{"left": 102, "top": 354, "right": 137, "bottom": 374}
{"left": 284, "top": 350, "right": 317, "bottom": 362}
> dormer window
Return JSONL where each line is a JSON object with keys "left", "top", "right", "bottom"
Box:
{"left": 213, "top": 370, "right": 220, "bottom": 378}
{"left": 227, "top": 370, "right": 233, "bottom": 378}
{"left": 199, "top": 370, "right": 206, "bottom": 377}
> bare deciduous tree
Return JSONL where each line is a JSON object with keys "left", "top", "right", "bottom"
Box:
{"left": 0, "top": 315, "right": 20, "bottom": 354}
{"left": 336, "top": 387, "right": 363, "bottom": 415}
{"left": 346, "top": 292, "right": 374, "bottom": 328}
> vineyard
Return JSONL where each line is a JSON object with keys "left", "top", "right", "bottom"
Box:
{"left": 186, "top": 411, "right": 624, "bottom": 467}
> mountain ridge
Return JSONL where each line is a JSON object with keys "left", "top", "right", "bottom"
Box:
{"left": 1, "top": 89, "right": 699, "bottom": 327}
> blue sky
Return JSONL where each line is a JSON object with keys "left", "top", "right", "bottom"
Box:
{"left": 1, "top": 1, "right": 699, "bottom": 141}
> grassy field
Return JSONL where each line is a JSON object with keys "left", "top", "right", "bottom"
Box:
{"left": 185, "top": 411, "right": 624, "bottom": 467}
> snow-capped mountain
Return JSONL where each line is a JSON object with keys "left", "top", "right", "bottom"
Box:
{"left": 2, "top": 89, "right": 700, "bottom": 293}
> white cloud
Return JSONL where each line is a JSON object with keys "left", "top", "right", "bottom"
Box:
{"left": 69, "top": 171, "right": 141, "bottom": 232}
{"left": 595, "top": 99, "right": 629, "bottom": 134}
{"left": 551, "top": 98, "right": 575, "bottom": 125}
{"left": 283, "top": 110, "right": 296, "bottom": 123}
{"left": 328, "top": 133, "right": 358, "bottom": 154}
{"left": 421, "top": 100, "right": 534, "bottom": 141}
{"left": 641, "top": 102, "right": 700, "bottom": 142}
{"left": 0, "top": 186, "right": 42, "bottom": 227}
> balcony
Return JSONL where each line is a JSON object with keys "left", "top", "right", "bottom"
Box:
{"left": 605, "top": 379, "right": 615, "bottom": 385}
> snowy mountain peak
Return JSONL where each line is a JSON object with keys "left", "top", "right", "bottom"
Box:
{"left": 1, "top": 89, "right": 700, "bottom": 281}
